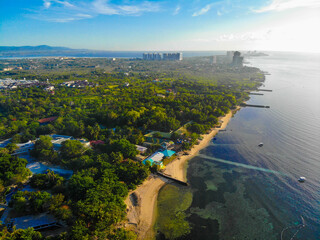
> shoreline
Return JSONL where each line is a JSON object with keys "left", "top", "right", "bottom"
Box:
{"left": 125, "top": 108, "right": 239, "bottom": 239}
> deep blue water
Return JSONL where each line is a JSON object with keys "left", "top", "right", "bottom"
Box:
{"left": 161, "top": 52, "right": 320, "bottom": 240}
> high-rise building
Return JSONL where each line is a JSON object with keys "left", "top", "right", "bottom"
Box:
{"left": 232, "top": 51, "right": 243, "bottom": 67}
{"left": 211, "top": 56, "right": 217, "bottom": 64}
{"left": 142, "top": 52, "right": 183, "bottom": 61}
{"left": 226, "top": 51, "right": 235, "bottom": 63}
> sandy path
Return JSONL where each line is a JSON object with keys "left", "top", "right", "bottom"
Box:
{"left": 125, "top": 109, "right": 237, "bottom": 239}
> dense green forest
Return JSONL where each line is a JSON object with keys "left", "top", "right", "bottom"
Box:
{"left": 0, "top": 57, "right": 264, "bottom": 239}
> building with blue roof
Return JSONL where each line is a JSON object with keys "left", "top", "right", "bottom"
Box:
{"left": 143, "top": 152, "right": 164, "bottom": 168}
{"left": 161, "top": 149, "right": 176, "bottom": 157}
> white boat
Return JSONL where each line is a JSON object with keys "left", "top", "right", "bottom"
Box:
{"left": 298, "top": 177, "right": 306, "bottom": 183}
{"left": 258, "top": 142, "right": 264, "bottom": 147}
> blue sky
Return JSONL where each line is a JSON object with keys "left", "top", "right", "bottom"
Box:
{"left": 1, "top": 0, "right": 320, "bottom": 52}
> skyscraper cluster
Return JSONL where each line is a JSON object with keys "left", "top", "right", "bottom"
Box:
{"left": 143, "top": 52, "right": 183, "bottom": 61}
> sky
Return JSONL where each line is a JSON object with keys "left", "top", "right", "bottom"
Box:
{"left": 1, "top": 0, "right": 320, "bottom": 52}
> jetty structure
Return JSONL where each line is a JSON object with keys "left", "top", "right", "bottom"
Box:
{"left": 257, "top": 89, "right": 273, "bottom": 92}
{"left": 240, "top": 103, "right": 270, "bottom": 108}
{"left": 156, "top": 171, "right": 189, "bottom": 186}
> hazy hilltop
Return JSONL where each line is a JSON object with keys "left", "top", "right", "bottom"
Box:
{"left": 0, "top": 45, "right": 73, "bottom": 51}
{"left": 0, "top": 45, "right": 95, "bottom": 57}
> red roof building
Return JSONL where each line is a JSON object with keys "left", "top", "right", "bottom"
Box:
{"left": 38, "top": 116, "right": 58, "bottom": 124}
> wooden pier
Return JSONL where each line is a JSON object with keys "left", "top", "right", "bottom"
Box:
{"left": 257, "top": 89, "right": 272, "bottom": 92}
{"left": 241, "top": 103, "right": 270, "bottom": 108}
{"left": 249, "top": 93, "right": 264, "bottom": 95}
{"left": 157, "top": 172, "right": 189, "bottom": 186}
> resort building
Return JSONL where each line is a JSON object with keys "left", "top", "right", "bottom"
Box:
{"left": 142, "top": 149, "right": 176, "bottom": 168}
{"left": 143, "top": 152, "right": 165, "bottom": 168}
{"left": 8, "top": 214, "right": 62, "bottom": 232}
{"left": 162, "top": 149, "right": 175, "bottom": 158}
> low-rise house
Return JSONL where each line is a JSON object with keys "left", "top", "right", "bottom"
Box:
{"left": 13, "top": 141, "right": 35, "bottom": 155}
{"left": 144, "top": 131, "right": 172, "bottom": 144}
{"left": 136, "top": 145, "right": 147, "bottom": 154}
{"left": 90, "top": 140, "right": 105, "bottom": 147}
{"left": 161, "top": 141, "right": 174, "bottom": 149}
{"left": 38, "top": 116, "right": 58, "bottom": 125}
{"left": 44, "top": 86, "right": 55, "bottom": 91}
{"left": 143, "top": 152, "right": 164, "bottom": 168}
{"left": 161, "top": 149, "right": 176, "bottom": 158}
{"left": 8, "top": 214, "right": 62, "bottom": 231}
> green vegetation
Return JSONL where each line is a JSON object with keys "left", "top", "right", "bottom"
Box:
{"left": 0, "top": 227, "right": 42, "bottom": 240}
{"left": 29, "top": 170, "right": 65, "bottom": 190}
{"left": 0, "top": 152, "right": 31, "bottom": 185}
{"left": 31, "top": 135, "right": 58, "bottom": 163}
{"left": 0, "top": 57, "right": 264, "bottom": 239}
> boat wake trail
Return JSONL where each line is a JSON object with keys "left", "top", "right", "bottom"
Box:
{"left": 198, "top": 154, "right": 286, "bottom": 175}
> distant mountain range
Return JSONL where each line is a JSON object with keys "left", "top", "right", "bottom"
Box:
{"left": 0, "top": 45, "right": 74, "bottom": 52}
{"left": 0, "top": 45, "right": 94, "bottom": 58}
{"left": 0, "top": 45, "right": 148, "bottom": 58}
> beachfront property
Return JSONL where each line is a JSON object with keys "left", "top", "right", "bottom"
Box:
{"left": 142, "top": 149, "right": 176, "bottom": 168}
{"left": 162, "top": 149, "right": 175, "bottom": 158}
{"left": 143, "top": 152, "right": 165, "bottom": 168}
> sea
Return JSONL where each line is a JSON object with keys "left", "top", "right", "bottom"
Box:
{"left": 156, "top": 52, "right": 320, "bottom": 240}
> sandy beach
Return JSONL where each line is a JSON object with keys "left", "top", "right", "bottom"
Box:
{"left": 125, "top": 108, "right": 237, "bottom": 239}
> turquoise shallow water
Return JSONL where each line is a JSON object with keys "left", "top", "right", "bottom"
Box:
{"left": 157, "top": 52, "right": 320, "bottom": 240}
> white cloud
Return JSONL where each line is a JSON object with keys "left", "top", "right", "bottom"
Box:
{"left": 173, "top": 5, "right": 181, "bottom": 15}
{"left": 43, "top": 0, "right": 51, "bottom": 9}
{"left": 76, "top": 13, "right": 93, "bottom": 19}
{"left": 254, "top": 0, "right": 320, "bottom": 13}
{"left": 35, "top": 0, "right": 161, "bottom": 22}
{"left": 92, "top": 0, "right": 160, "bottom": 16}
{"left": 190, "top": 30, "right": 273, "bottom": 44}
{"left": 192, "top": 3, "right": 213, "bottom": 17}
{"left": 92, "top": 0, "right": 119, "bottom": 15}
{"left": 214, "top": 30, "right": 272, "bottom": 41}
{"left": 43, "top": 0, "right": 74, "bottom": 9}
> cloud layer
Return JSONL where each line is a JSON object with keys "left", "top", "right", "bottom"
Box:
{"left": 254, "top": 0, "right": 320, "bottom": 13}
{"left": 192, "top": 3, "right": 214, "bottom": 17}
{"left": 31, "top": 0, "right": 161, "bottom": 22}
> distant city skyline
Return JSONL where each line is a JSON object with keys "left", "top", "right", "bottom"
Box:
{"left": 1, "top": 0, "right": 320, "bottom": 52}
